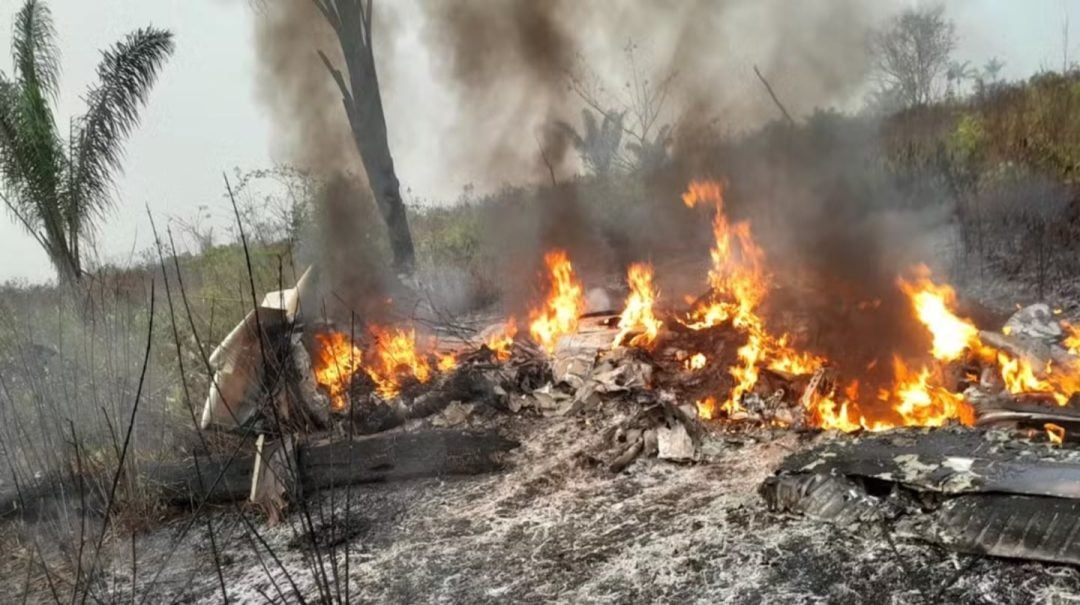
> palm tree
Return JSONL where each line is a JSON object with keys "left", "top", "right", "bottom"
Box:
{"left": 626, "top": 123, "right": 671, "bottom": 172}
{"left": 557, "top": 108, "right": 625, "bottom": 176}
{"left": 0, "top": 0, "right": 173, "bottom": 284}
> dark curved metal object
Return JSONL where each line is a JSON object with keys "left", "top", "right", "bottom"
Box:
{"left": 761, "top": 428, "right": 1080, "bottom": 566}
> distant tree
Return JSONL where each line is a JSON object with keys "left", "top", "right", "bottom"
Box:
{"left": 626, "top": 124, "right": 671, "bottom": 172}
{"left": 870, "top": 5, "right": 957, "bottom": 108}
{"left": 945, "top": 60, "right": 975, "bottom": 98}
{"left": 569, "top": 39, "right": 675, "bottom": 171}
{"left": 313, "top": 0, "right": 416, "bottom": 275}
{"left": 556, "top": 108, "right": 625, "bottom": 176}
{"left": 0, "top": 0, "right": 173, "bottom": 284}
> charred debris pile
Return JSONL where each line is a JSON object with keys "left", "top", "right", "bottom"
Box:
{"left": 141, "top": 180, "right": 1080, "bottom": 568}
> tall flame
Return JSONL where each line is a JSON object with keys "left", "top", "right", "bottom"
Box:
{"left": 897, "top": 265, "right": 980, "bottom": 361}
{"left": 529, "top": 249, "right": 586, "bottom": 353}
{"left": 614, "top": 262, "right": 662, "bottom": 348}
{"left": 681, "top": 179, "right": 823, "bottom": 415}
{"left": 313, "top": 332, "right": 364, "bottom": 411}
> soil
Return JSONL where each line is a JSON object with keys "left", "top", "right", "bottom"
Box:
{"left": 77, "top": 409, "right": 1080, "bottom": 604}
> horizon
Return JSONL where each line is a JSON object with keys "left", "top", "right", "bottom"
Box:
{"left": 0, "top": 0, "right": 1077, "bottom": 284}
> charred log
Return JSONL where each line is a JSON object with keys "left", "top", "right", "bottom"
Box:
{"left": 3, "top": 430, "right": 517, "bottom": 518}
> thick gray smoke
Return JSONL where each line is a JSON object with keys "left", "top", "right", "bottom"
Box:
{"left": 420, "top": 0, "right": 891, "bottom": 182}
{"left": 252, "top": 1, "right": 393, "bottom": 317}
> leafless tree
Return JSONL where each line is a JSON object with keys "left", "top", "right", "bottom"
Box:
{"left": 568, "top": 39, "right": 675, "bottom": 171}
{"left": 870, "top": 5, "right": 957, "bottom": 108}
{"left": 313, "top": 0, "right": 415, "bottom": 275}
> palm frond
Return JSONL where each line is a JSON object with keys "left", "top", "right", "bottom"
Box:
{"left": 12, "top": 0, "right": 59, "bottom": 100}
{"left": 67, "top": 27, "right": 173, "bottom": 225}
{"left": 0, "top": 71, "right": 65, "bottom": 255}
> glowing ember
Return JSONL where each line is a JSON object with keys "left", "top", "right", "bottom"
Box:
{"left": 529, "top": 249, "right": 586, "bottom": 354}
{"left": 686, "top": 353, "right": 707, "bottom": 370}
{"left": 614, "top": 263, "right": 662, "bottom": 349}
{"left": 313, "top": 332, "right": 364, "bottom": 411}
{"left": 1046, "top": 422, "right": 1066, "bottom": 445}
{"left": 485, "top": 319, "right": 518, "bottom": 362}
{"left": 897, "top": 265, "right": 980, "bottom": 361}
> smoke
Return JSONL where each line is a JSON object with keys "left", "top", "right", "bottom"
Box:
{"left": 252, "top": 1, "right": 396, "bottom": 314}
{"left": 420, "top": 0, "right": 586, "bottom": 183}
{"left": 419, "top": 0, "right": 892, "bottom": 187}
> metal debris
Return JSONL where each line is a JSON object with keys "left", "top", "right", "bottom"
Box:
{"left": 760, "top": 428, "right": 1080, "bottom": 566}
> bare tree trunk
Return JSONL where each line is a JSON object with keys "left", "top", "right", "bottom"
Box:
{"left": 315, "top": 0, "right": 416, "bottom": 275}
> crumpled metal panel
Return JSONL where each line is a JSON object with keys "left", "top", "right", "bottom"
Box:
{"left": 762, "top": 428, "right": 1080, "bottom": 566}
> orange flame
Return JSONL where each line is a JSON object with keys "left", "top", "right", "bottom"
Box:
{"left": 1065, "top": 322, "right": 1080, "bottom": 355}
{"left": 897, "top": 266, "right": 980, "bottom": 361}
{"left": 1046, "top": 422, "right": 1066, "bottom": 445}
{"left": 614, "top": 262, "right": 662, "bottom": 348}
{"left": 889, "top": 357, "right": 974, "bottom": 427}
{"left": 485, "top": 319, "right": 517, "bottom": 362}
{"left": 681, "top": 180, "right": 824, "bottom": 415}
{"left": 367, "top": 326, "right": 433, "bottom": 399}
{"left": 312, "top": 326, "right": 453, "bottom": 407}
{"left": 529, "top": 249, "right": 586, "bottom": 354}
{"left": 696, "top": 396, "right": 717, "bottom": 420}
{"left": 313, "top": 332, "right": 364, "bottom": 411}
{"left": 437, "top": 352, "right": 458, "bottom": 373}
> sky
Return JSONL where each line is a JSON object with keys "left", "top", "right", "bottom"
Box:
{"left": 0, "top": 0, "right": 1078, "bottom": 283}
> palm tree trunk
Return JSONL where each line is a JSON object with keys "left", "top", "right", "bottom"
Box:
{"left": 318, "top": 0, "right": 416, "bottom": 275}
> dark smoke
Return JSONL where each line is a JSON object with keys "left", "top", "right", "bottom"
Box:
{"left": 421, "top": 0, "right": 585, "bottom": 182}
{"left": 252, "top": 1, "right": 395, "bottom": 316}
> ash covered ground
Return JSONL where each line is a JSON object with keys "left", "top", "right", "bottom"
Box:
{"left": 90, "top": 410, "right": 1080, "bottom": 604}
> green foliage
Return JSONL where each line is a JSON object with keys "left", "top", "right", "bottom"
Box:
{"left": 947, "top": 113, "right": 986, "bottom": 164}
{"left": 0, "top": 0, "right": 174, "bottom": 284}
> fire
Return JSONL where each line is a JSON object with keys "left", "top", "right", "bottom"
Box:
{"left": 686, "top": 353, "right": 707, "bottom": 370}
{"left": 1065, "top": 322, "right": 1080, "bottom": 355}
{"left": 485, "top": 319, "right": 517, "bottom": 362}
{"left": 680, "top": 180, "right": 824, "bottom": 416}
{"left": 529, "top": 249, "right": 586, "bottom": 354}
{"left": 367, "top": 326, "right": 433, "bottom": 399}
{"left": 680, "top": 180, "right": 981, "bottom": 431}
{"left": 696, "top": 396, "right": 717, "bottom": 420}
{"left": 997, "top": 353, "right": 1080, "bottom": 406}
{"left": 311, "top": 325, "right": 455, "bottom": 407}
{"left": 437, "top": 352, "right": 458, "bottom": 373}
{"left": 1046, "top": 422, "right": 1066, "bottom": 445}
{"left": 313, "top": 332, "right": 364, "bottom": 411}
{"left": 889, "top": 357, "right": 974, "bottom": 427}
{"left": 897, "top": 266, "right": 980, "bottom": 361}
{"left": 614, "top": 263, "right": 662, "bottom": 348}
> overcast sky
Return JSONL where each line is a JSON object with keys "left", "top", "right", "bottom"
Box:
{"left": 0, "top": 0, "right": 1078, "bottom": 283}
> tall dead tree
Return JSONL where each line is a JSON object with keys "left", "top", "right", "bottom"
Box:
{"left": 314, "top": 0, "right": 415, "bottom": 275}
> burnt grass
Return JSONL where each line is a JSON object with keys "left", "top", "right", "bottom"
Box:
{"left": 71, "top": 410, "right": 1080, "bottom": 604}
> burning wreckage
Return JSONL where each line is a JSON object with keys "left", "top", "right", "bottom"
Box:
{"left": 196, "top": 179, "right": 1080, "bottom": 567}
